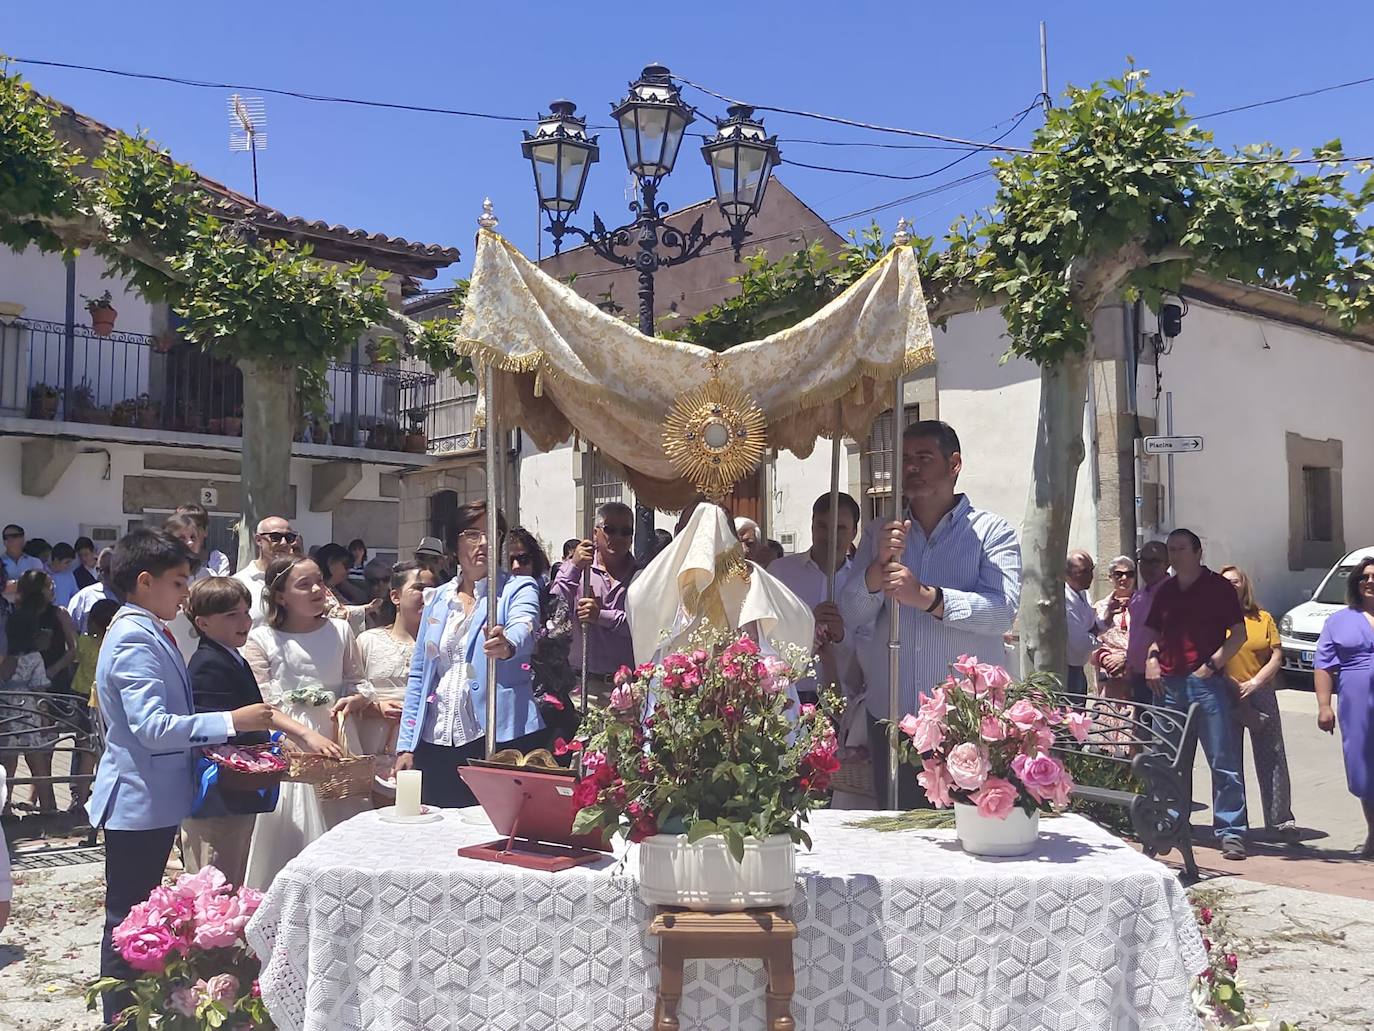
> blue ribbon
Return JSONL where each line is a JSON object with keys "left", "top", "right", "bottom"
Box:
{"left": 191, "top": 733, "right": 284, "bottom": 817}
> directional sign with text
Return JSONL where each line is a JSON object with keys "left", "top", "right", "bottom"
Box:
{"left": 1143, "top": 435, "right": 1203, "bottom": 455}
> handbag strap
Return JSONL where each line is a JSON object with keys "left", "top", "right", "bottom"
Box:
{"left": 334, "top": 709, "right": 355, "bottom": 758}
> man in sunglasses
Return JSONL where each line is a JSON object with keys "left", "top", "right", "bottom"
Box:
{"left": 552, "top": 501, "right": 639, "bottom": 710}
{"left": 231, "top": 516, "right": 300, "bottom": 626}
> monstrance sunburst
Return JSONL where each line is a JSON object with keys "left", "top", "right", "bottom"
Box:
{"left": 662, "top": 358, "right": 768, "bottom": 503}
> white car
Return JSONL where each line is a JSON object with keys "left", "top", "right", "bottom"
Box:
{"left": 1278, "top": 546, "right": 1374, "bottom": 678}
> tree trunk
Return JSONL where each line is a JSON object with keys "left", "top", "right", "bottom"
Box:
{"left": 237, "top": 359, "right": 297, "bottom": 568}
{"left": 1018, "top": 347, "right": 1093, "bottom": 678}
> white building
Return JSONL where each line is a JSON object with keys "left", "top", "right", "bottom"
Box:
{"left": 0, "top": 101, "right": 460, "bottom": 563}
{"left": 405, "top": 192, "right": 1371, "bottom": 626}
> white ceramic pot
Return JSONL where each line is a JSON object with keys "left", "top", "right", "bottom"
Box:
{"left": 637, "top": 832, "right": 797, "bottom": 911}
{"left": 953, "top": 803, "right": 1040, "bottom": 857}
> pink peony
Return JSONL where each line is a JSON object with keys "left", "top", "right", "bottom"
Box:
{"left": 1065, "top": 711, "right": 1092, "bottom": 743}
{"left": 1011, "top": 752, "right": 1070, "bottom": 806}
{"left": 169, "top": 986, "right": 201, "bottom": 1017}
{"left": 945, "top": 742, "right": 991, "bottom": 791}
{"left": 979, "top": 715, "right": 1008, "bottom": 742}
{"left": 971, "top": 776, "right": 1019, "bottom": 819}
{"left": 1028, "top": 726, "right": 1056, "bottom": 753}
{"left": 952, "top": 654, "right": 980, "bottom": 681}
{"left": 176, "top": 866, "right": 229, "bottom": 899}
{"left": 1005, "top": 699, "right": 1043, "bottom": 732}
{"left": 975, "top": 663, "right": 1012, "bottom": 696}
{"left": 945, "top": 676, "right": 977, "bottom": 696}
{"left": 204, "top": 973, "right": 240, "bottom": 1003}
{"left": 897, "top": 713, "right": 921, "bottom": 739}
{"left": 917, "top": 757, "right": 954, "bottom": 808}
{"left": 191, "top": 892, "right": 253, "bottom": 950}
{"left": 908, "top": 714, "right": 945, "bottom": 754}
{"left": 115, "top": 923, "right": 183, "bottom": 973}
{"left": 236, "top": 887, "right": 264, "bottom": 918}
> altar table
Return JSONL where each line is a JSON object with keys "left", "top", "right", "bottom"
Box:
{"left": 246, "top": 808, "right": 1205, "bottom": 1031}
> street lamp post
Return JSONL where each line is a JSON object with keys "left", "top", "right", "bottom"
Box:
{"left": 522, "top": 64, "right": 781, "bottom": 559}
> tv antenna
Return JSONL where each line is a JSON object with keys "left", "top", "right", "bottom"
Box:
{"left": 228, "top": 94, "right": 267, "bottom": 201}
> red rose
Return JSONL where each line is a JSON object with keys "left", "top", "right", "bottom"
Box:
{"left": 572, "top": 779, "right": 600, "bottom": 808}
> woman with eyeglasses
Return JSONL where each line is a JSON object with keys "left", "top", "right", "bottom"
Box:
{"left": 1219, "top": 565, "right": 1297, "bottom": 841}
{"left": 1314, "top": 557, "right": 1374, "bottom": 858}
{"left": 394, "top": 502, "right": 546, "bottom": 808}
{"left": 1091, "top": 556, "right": 1136, "bottom": 702}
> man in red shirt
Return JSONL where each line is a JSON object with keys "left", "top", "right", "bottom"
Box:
{"left": 1143, "top": 528, "right": 1249, "bottom": 859}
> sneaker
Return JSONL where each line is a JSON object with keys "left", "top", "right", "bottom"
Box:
{"left": 1220, "top": 837, "right": 1247, "bottom": 861}
{"left": 1276, "top": 822, "right": 1301, "bottom": 844}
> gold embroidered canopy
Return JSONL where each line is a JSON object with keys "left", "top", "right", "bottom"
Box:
{"left": 454, "top": 229, "right": 935, "bottom": 509}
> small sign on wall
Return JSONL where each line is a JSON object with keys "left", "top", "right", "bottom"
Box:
{"left": 200, "top": 486, "right": 219, "bottom": 508}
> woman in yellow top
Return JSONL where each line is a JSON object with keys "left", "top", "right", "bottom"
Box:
{"left": 1221, "top": 565, "right": 1298, "bottom": 841}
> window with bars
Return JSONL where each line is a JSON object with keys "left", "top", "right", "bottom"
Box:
{"left": 588, "top": 450, "right": 629, "bottom": 511}
{"left": 860, "top": 402, "right": 930, "bottom": 522}
{"left": 1302, "top": 465, "right": 1334, "bottom": 542}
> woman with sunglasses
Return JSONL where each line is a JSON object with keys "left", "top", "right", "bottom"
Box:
{"left": 506, "top": 528, "right": 550, "bottom": 582}
{"left": 1314, "top": 557, "right": 1374, "bottom": 858}
{"left": 394, "top": 502, "right": 545, "bottom": 808}
{"left": 1091, "top": 556, "right": 1137, "bottom": 703}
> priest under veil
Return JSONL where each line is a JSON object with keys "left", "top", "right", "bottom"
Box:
{"left": 627, "top": 500, "right": 815, "bottom": 667}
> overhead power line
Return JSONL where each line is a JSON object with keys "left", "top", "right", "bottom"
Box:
{"left": 1197, "top": 73, "right": 1374, "bottom": 119}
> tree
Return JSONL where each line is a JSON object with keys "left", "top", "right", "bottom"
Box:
{"left": 0, "top": 68, "right": 471, "bottom": 562}
{"left": 664, "top": 66, "right": 1374, "bottom": 676}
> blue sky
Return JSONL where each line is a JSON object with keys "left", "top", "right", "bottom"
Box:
{"left": 7, "top": 2, "right": 1374, "bottom": 288}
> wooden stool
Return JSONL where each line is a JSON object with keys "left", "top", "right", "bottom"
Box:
{"left": 648, "top": 906, "right": 797, "bottom": 1031}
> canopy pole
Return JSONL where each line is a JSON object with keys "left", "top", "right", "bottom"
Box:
{"left": 580, "top": 446, "right": 595, "bottom": 714}
{"left": 484, "top": 362, "right": 500, "bottom": 759}
{"left": 887, "top": 374, "right": 904, "bottom": 810}
{"left": 825, "top": 400, "right": 843, "bottom": 604}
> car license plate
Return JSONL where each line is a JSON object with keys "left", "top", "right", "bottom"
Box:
{"left": 1302, "top": 650, "right": 1315, "bottom": 664}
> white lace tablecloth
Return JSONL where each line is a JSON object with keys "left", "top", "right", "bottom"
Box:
{"left": 246, "top": 809, "right": 1204, "bottom": 1031}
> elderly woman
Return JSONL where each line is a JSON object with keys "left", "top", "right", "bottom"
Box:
{"left": 394, "top": 502, "right": 545, "bottom": 809}
{"left": 1314, "top": 557, "right": 1374, "bottom": 859}
{"left": 1091, "top": 555, "right": 1136, "bottom": 701}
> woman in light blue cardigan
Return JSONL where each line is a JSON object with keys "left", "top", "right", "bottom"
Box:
{"left": 394, "top": 502, "right": 545, "bottom": 808}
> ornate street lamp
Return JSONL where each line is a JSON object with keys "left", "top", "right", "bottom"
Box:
{"left": 521, "top": 64, "right": 782, "bottom": 559}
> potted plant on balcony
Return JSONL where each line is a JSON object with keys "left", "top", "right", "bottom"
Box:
{"left": 151, "top": 330, "right": 178, "bottom": 354}
{"left": 69, "top": 380, "right": 98, "bottom": 423}
{"left": 370, "top": 418, "right": 400, "bottom": 451}
{"left": 134, "top": 394, "right": 159, "bottom": 429}
{"left": 403, "top": 407, "right": 427, "bottom": 453}
{"left": 332, "top": 420, "right": 355, "bottom": 447}
{"left": 28, "top": 382, "right": 59, "bottom": 420}
{"left": 571, "top": 633, "right": 838, "bottom": 911}
{"left": 222, "top": 404, "right": 243, "bottom": 437}
{"left": 83, "top": 290, "right": 118, "bottom": 337}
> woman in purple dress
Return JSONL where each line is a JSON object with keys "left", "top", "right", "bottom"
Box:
{"left": 1314, "top": 556, "right": 1374, "bottom": 859}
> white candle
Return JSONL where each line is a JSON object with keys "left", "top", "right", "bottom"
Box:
{"left": 395, "top": 770, "right": 422, "bottom": 817}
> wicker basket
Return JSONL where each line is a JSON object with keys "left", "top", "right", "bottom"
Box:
{"left": 831, "top": 749, "right": 876, "bottom": 799}
{"left": 208, "top": 744, "right": 287, "bottom": 794}
{"left": 285, "top": 712, "right": 375, "bottom": 801}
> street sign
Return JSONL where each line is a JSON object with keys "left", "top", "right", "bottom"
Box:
{"left": 1143, "top": 435, "right": 1203, "bottom": 455}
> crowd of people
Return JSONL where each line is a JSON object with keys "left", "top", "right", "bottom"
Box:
{"left": 2, "top": 416, "right": 1374, "bottom": 1003}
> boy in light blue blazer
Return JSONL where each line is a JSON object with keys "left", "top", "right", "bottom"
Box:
{"left": 88, "top": 529, "right": 273, "bottom": 1025}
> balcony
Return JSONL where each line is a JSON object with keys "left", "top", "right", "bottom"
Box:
{"left": 0, "top": 317, "right": 439, "bottom": 459}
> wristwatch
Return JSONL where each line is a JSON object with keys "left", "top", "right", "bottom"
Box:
{"left": 924, "top": 585, "right": 944, "bottom": 614}
{"left": 1204, "top": 658, "right": 1220, "bottom": 674}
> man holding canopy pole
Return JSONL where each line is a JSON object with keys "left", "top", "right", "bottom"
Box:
{"left": 840, "top": 419, "right": 1022, "bottom": 808}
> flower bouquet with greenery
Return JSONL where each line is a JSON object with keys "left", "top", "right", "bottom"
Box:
{"left": 569, "top": 631, "right": 838, "bottom": 861}
{"left": 891, "top": 657, "right": 1089, "bottom": 817}
{"left": 84, "top": 866, "right": 273, "bottom": 1029}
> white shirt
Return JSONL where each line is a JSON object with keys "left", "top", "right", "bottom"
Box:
{"left": 422, "top": 599, "right": 482, "bottom": 748}
{"left": 232, "top": 563, "right": 269, "bottom": 627}
{"left": 1064, "top": 583, "right": 1099, "bottom": 667}
{"left": 768, "top": 550, "right": 866, "bottom": 699}
{"left": 67, "top": 582, "right": 119, "bottom": 633}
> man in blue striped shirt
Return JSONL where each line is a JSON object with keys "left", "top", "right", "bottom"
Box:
{"left": 840, "top": 420, "right": 1022, "bottom": 806}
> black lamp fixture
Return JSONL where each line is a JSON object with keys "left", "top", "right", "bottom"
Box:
{"left": 520, "top": 64, "right": 782, "bottom": 561}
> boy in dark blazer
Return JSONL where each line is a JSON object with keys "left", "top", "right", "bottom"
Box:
{"left": 181, "top": 577, "right": 339, "bottom": 886}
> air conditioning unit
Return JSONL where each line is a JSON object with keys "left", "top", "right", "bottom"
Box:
{"left": 79, "top": 524, "right": 122, "bottom": 548}
{"left": 778, "top": 531, "right": 797, "bottom": 551}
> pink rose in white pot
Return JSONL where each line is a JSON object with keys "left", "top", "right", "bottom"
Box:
{"left": 917, "top": 757, "right": 954, "bottom": 807}
{"left": 1011, "top": 752, "right": 1071, "bottom": 807}
{"left": 970, "top": 775, "right": 1019, "bottom": 819}
{"left": 945, "top": 742, "right": 991, "bottom": 791}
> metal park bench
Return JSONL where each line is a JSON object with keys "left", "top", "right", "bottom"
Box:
{"left": 0, "top": 689, "right": 104, "bottom": 844}
{"left": 1054, "top": 692, "right": 1202, "bottom": 879}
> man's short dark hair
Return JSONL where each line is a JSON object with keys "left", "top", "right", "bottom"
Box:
{"left": 811, "top": 491, "right": 861, "bottom": 526}
{"left": 902, "top": 419, "right": 961, "bottom": 460}
{"left": 175, "top": 503, "right": 210, "bottom": 532}
{"left": 562, "top": 538, "right": 580, "bottom": 559}
{"left": 2, "top": 524, "right": 24, "bottom": 539}
{"left": 1167, "top": 528, "right": 1202, "bottom": 552}
{"left": 24, "top": 538, "right": 51, "bottom": 559}
{"left": 110, "top": 529, "right": 193, "bottom": 596}
{"left": 52, "top": 542, "right": 76, "bottom": 562}
{"left": 595, "top": 501, "right": 634, "bottom": 527}
{"left": 88, "top": 598, "right": 120, "bottom": 636}
{"left": 74, "top": 536, "right": 96, "bottom": 553}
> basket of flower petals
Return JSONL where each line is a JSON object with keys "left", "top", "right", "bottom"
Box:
{"left": 205, "top": 743, "right": 289, "bottom": 793}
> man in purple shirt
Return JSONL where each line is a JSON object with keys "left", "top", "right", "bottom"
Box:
{"left": 1125, "top": 539, "right": 1170, "bottom": 702}
{"left": 552, "top": 501, "right": 639, "bottom": 709}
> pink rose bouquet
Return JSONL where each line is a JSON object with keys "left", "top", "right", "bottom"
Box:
{"left": 891, "top": 658, "right": 1080, "bottom": 818}
{"left": 571, "top": 631, "right": 837, "bottom": 860}
{"left": 85, "top": 866, "right": 273, "bottom": 1029}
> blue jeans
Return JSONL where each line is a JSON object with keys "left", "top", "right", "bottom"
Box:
{"left": 1163, "top": 675, "right": 1248, "bottom": 839}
